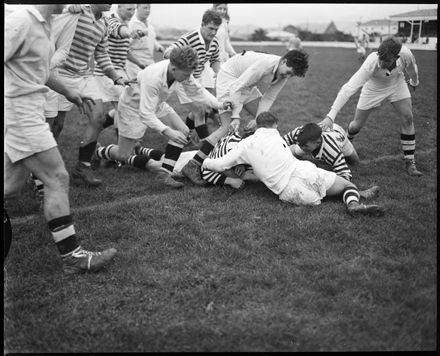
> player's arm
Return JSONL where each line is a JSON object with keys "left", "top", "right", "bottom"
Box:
{"left": 94, "top": 33, "right": 122, "bottom": 83}
{"left": 203, "top": 144, "right": 247, "bottom": 172}
{"left": 181, "top": 77, "right": 231, "bottom": 111}
{"left": 4, "top": 15, "right": 27, "bottom": 63}
{"left": 402, "top": 50, "right": 419, "bottom": 88}
{"left": 256, "top": 78, "right": 287, "bottom": 116}
{"left": 320, "top": 61, "right": 372, "bottom": 129}
{"left": 50, "top": 12, "right": 80, "bottom": 69}
{"left": 323, "top": 143, "right": 352, "bottom": 181}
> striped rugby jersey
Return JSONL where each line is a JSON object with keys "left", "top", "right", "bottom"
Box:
{"left": 58, "top": 5, "right": 114, "bottom": 78}
{"left": 283, "top": 124, "right": 352, "bottom": 181}
{"left": 95, "top": 13, "right": 131, "bottom": 75}
{"left": 202, "top": 131, "right": 244, "bottom": 185}
{"left": 167, "top": 29, "right": 220, "bottom": 78}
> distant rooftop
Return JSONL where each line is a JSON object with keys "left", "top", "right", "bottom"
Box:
{"left": 389, "top": 8, "right": 437, "bottom": 20}
{"left": 361, "top": 19, "right": 397, "bottom": 26}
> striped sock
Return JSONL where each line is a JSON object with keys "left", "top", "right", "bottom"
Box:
{"left": 135, "top": 146, "right": 164, "bottom": 161}
{"left": 47, "top": 215, "right": 79, "bottom": 255}
{"left": 192, "top": 140, "right": 214, "bottom": 166}
{"left": 126, "top": 154, "right": 150, "bottom": 170}
{"left": 401, "top": 133, "right": 416, "bottom": 160}
{"left": 161, "top": 142, "right": 183, "bottom": 174}
{"left": 195, "top": 124, "right": 210, "bottom": 139}
{"left": 96, "top": 144, "right": 117, "bottom": 160}
{"left": 342, "top": 187, "right": 360, "bottom": 206}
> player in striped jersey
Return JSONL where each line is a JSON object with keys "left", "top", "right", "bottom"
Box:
{"left": 45, "top": 4, "right": 132, "bottom": 188}
{"left": 95, "top": 4, "right": 148, "bottom": 134}
{"left": 201, "top": 131, "right": 257, "bottom": 189}
{"left": 283, "top": 123, "right": 360, "bottom": 182}
{"left": 163, "top": 9, "right": 222, "bottom": 146}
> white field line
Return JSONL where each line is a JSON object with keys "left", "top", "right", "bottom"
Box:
{"left": 10, "top": 148, "right": 436, "bottom": 226}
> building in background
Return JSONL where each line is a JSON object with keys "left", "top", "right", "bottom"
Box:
{"left": 358, "top": 19, "right": 398, "bottom": 42}
{"left": 389, "top": 8, "right": 437, "bottom": 47}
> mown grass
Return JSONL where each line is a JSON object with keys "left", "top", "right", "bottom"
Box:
{"left": 4, "top": 45, "right": 437, "bottom": 352}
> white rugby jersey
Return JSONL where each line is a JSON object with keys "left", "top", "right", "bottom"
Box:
{"left": 327, "top": 45, "right": 419, "bottom": 120}
{"left": 118, "top": 59, "right": 222, "bottom": 133}
{"left": 203, "top": 128, "right": 298, "bottom": 195}
{"left": 221, "top": 51, "right": 288, "bottom": 117}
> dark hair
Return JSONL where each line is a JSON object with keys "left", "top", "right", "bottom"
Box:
{"left": 378, "top": 37, "right": 402, "bottom": 59}
{"left": 169, "top": 46, "right": 199, "bottom": 71}
{"left": 202, "top": 9, "right": 222, "bottom": 26}
{"left": 256, "top": 112, "right": 279, "bottom": 128}
{"left": 282, "top": 49, "right": 309, "bottom": 77}
{"left": 297, "top": 123, "right": 322, "bottom": 146}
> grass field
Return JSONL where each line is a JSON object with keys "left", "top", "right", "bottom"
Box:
{"left": 4, "top": 45, "right": 437, "bottom": 352}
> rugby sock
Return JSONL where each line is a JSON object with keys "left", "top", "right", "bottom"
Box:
{"left": 401, "top": 133, "right": 416, "bottom": 160}
{"left": 31, "top": 173, "right": 44, "bottom": 197}
{"left": 342, "top": 187, "right": 360, "bottom": 206}
{"left": 47, "top": 215, "right": 79, "bottom": 255}
{"left": 134, "top": 146, "right": 164, "bottom": 161}
{"left": 103, "top": 112, "right": 114, "bottom": 128}
{"left": 96, "top": 144, "right": 117, "bottom": 161}
{"left": 195, "top": 124, "right": 210, "bottom": 139}
{"left": 185, "top": 116, "right": 195, "bottom": 130}
{"left": 192, "top": 140, "right": 215, "bottom": 166}
{"left": 126, "top": 154, "right": 150, "bottom": 170}
{"left": 78, "top": 141, "right": 98, "bottom": 164}
{"left": 161, "top": 142, "right": 184, "bottom": 174}
{"left": 347, "top": 125, "right": 359, "bottom": 142}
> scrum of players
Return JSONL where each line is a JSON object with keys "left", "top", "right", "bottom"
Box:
{"left": 4, "top": 4, "right": 422, "bottom": 274}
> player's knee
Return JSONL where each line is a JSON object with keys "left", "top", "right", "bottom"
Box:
{"left": 400, "top": 112, "right": 414, "bottom": 127}
{"left": 53, "top": 168, "right": 70, "bottom": 190}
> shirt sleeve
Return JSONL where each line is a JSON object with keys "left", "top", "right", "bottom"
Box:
{"left": 256, "top": 78, "right": 287, "bottom": 116}
{"left": 203, "top": 142, "right": 248, "bottom": 172}
{"left": 50, "top": 12, "right": 80, "bottom": 69}
{"left": 94, "top": 27, "right": 118, "bottom": 80}
{"left": 327, "top": 56, "right": 374, "bottom": 120}
{"left": 283, "top": 126, "right": 301, "bottom": 146}
{"left": 138, "top": 72, "right": 169, "bottom": 133}
{"left": 4, "top": 14, "right": 28, "bottom": 63}
{"left": 107, "top": 15, "right": 126, "bottom": 39}
{"left": 400, "top": 48, "right": 419, "bottom": 85}
{"left": 177, "top": 76, "right": 222, "bottom": 109}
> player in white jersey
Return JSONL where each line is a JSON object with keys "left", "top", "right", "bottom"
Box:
{"left": 95, "top": 46, "right": 232, "bottom": 189}
{"left": 181, "top": 49, "right": 309, "bottom": 186}
{"left": 319, "top": 37, "right": 422, "bottom": 176}
{"left": 203, "top": 112, "right": 385, "bottom": 217}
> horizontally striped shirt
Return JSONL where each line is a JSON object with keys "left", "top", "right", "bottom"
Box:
{"left": 166, "top": 28, "right": 220, "bottom": 78}
{"left": 58, "top": 5, "right": 114, "bottom": 78}
{"left": 95, "top": 13, "right": 131, "bottom": 75}
{"left": 202, "top": 131, "right": 244, "bottom": 185}
{"left": 283, "top": 124, "right": 352, "bottom": 181}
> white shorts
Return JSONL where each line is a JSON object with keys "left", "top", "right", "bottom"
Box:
{"left": 44, "top": 89, "right": 63, "bottom": 118}
{"left": 278, "top": 160, "right": 336, "bottom": 206}
{"left": 94, "top": 68, "right": 128, "bottom": 103}
{"left": 216, "top": 68, "right": 262, "bottom": 114}
{"left": 4, "top": 94, "right": 57, "bottom": 163}
{"left": 357, "top": 79, "right": 411, "bottom": 110}
{"left": 55, "top": 74, "right": 104, "bottom": 112}
{"left": 117, "top": 99, "right": 178, "bottom": 140}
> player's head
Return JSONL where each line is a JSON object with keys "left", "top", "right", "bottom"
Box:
{"left": 297, "top": 123, "right": 322, "bottom": 153}
{"left": 213, "top": 3, "right": 229, "bottom": 20}
{"left": 277, "top": 49, "right": 309, "bottom": 79}
{"left": 136, "top": 4, "right": 151, "bottom": 20}
{"left": 117, "top": 4, "right": 136, "bottom": 21}
{"left": 169, "top": 46, "right": 199, "bottom": 82}
{"left": 377, "top": 37, "right": 402, "bottom": 70}
{"left": 256, "top": 112, "right": 279, "bottom": 129}
{"left": 201, "top": 9, "right": 222, "bottom": 42}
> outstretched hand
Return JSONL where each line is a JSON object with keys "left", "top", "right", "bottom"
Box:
{"left": 66, "top": 91, "right": 95, "bottom": 114}
{"left": 318, "top": 116, "right": 334, "bottom": 131}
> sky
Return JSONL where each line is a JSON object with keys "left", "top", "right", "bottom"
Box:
{"left": 146, "top": 3, "right": 437, "bottom": 29}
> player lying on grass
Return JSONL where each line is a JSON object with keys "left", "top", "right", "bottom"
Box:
{"left": 180, "top": 49, "right": 310, "bottom": 187}
{"left": 95, "top": 46, "right": 232, "bottom": 189}
{"left": 319, "top": 36, "right": 422, "bottom": 177}
{"left": 283, "top": 122, "right": 360, "bottom": 181}
{"left": 202, "top": 112, "right": 385, "bottom": 216}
